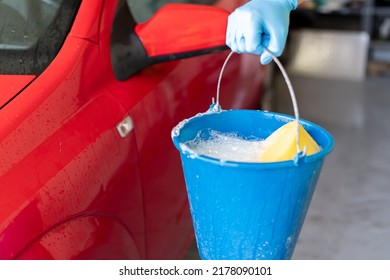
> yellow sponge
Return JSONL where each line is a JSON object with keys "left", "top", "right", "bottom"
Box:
{"left": 258, "top": 121, "right": 320, "bottom": 162}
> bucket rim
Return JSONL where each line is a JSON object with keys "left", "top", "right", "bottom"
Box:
{"left": 172, "top": 109, "right": 334, "bottom": 169}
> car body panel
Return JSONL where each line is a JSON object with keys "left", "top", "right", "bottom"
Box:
{"left": 17, "top": 215, "right": 142, "bottom": 260}
{"left": 0, "top": 2, "right": 146, "bottom": 259}
{"left": 69, "top": 0, "right": 103, "bottom": 43}
{"left": 0, "top": 75, "right": 35, "bottom": 108}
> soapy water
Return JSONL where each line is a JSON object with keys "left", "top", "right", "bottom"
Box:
{"left": 184, "top": 129, "right": 264, "bottom": 163}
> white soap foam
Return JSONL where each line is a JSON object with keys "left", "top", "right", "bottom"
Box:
{"left": 184, "top": 129, "right": 264, "bottom": 163}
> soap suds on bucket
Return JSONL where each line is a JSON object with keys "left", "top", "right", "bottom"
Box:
{"left": 183, "top": 129, "right": 264, "bottom": 163}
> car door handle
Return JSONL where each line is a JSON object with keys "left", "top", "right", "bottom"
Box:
{"left": 116, "top": 115, "right": 134, "bottom": 138}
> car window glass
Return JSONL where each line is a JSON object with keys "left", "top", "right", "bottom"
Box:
{"left": 0, "top": 0, "right": 81, "bottom": 75}
{"left": 126, "top": 0, "right": 217, "bottom": 23}
{"left": 0, "top": 0, "right": 61, "bottom": 49}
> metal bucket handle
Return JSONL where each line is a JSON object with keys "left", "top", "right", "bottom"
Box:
{"left": 212, "top": 50, "right": 305, "bottom": 162}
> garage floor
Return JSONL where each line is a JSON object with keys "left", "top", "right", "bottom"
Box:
{"left": 184, "top": 69, "right": 390, "bottom": 260}
{"left": 277, "top": 72, "right": 390, "bottom": 259}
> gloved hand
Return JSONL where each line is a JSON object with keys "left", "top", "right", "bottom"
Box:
{"left": 226, "top": 0, "right": 298, "bottom": 64}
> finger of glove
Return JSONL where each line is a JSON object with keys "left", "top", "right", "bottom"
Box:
{"left": 259, "top": 33, "right": 272, "bottom": 64}
{"left": 227, "top": 9, "right": 263, "bottom": 54}
{"left": 260, "top": 24, "right": 287, "bottom": 64}
{"left": 226, "top": 13, "right": 241, "bottom": 52}
{"left": 243, "top": 19, "right": 263, "bottom": 55}
{"left": 226, "top": 14, "right": 234, "bottom": 47}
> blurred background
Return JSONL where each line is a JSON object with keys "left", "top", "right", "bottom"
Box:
{"left": 186, "top": 0, "right": 390, "bottom": 259}
{"left": 273, "top": 0, "right": 390, "bottom": 259}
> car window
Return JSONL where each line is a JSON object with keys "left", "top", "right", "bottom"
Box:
{"left": 126, "top": 0, "right": 217, "bottom": 23}
{"left": 0, "top": 0, "right": 60, "bottom": 49}
{"left": 0, "top": 0, "right": 81, "bottom": 75}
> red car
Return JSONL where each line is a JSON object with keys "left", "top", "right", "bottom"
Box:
{"left": 0, "top": 0, "right": 264, "bottom": 259}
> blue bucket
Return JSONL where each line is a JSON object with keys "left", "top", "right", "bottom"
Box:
{"left": 172, "top": 109, "right": 334, "bottom": 260}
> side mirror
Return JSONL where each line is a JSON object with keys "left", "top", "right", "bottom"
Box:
{"left": 111, "top": 3, "right": 229, "bottom": 80}
{"left": 135, "top": 4, "right": 229, "bottom": 58}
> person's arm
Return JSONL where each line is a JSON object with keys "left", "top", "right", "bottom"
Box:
{"left": 226, "top": 0, "right": 298, "bottom": 64}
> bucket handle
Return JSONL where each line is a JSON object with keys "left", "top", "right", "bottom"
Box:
{"left": 214, "top": 50, "right": 305, "bottom": 161}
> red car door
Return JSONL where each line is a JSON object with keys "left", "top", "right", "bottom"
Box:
{"left": 102, "top": 0, "right": 265, "bottom": 259}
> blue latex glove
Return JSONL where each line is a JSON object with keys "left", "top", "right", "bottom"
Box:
{"left": 226, "top": 0, "right": 298, "bottom": 64}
